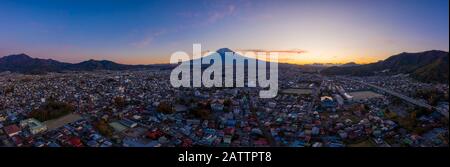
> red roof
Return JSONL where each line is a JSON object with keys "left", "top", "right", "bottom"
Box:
{"left": 146, "top": 130, "right": 163, "bottom": 139}
{"left": 182, "top": 138, "right": 193, "bottom": 147}
{"left": 224, "top": 128, "right": 235, "bottom": 135}
{"left": 254, "top": 139, "right": 268, "bottom": 145}
{"left": 3, "top": 124, "right": 21, "bottom": 136}
{"left": 304, "top": 135, "right": 311, "bottom": 142}
{"left": 11, "top": 135, "right": 23, "bottom": 146}
{"left": 69, "top": 137, "right": 83, "bottom": 147}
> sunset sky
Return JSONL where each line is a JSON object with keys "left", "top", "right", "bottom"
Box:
{"left": 0, "top": 0, "right": 448, "bottom": 64}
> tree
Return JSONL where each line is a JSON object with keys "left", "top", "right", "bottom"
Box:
{"left": 223, "top": 107, "right": 230, "bottom": 113}
{"left": 29, "top": 101, "right": 74, "bottom": 121}
{"left": 157, "top": 101, "right": 174, "bottom": 114}
{"left": 94, "top": 120, "right": 113, "bottom": 137}
{"left": 189, "top": 108, "right": 211, "bottom": 120}
{"left": 223, "top": 99, "right": 232, "bottom": 107}
{"left": 113, "top": 96, "right": 126, "bottom": 108}
{"left": 384, "top": 108, "right": 397, "bottom": 119}
{"left": 4, "top": 86, "right": 14, "bottom": 94}
{"left": 176, "top": 98, "right": 186, "bottom": 105}
{"left": 102, "top": 107, "right": 113, "bottom": 113}
{"left": 398, "top": 111, "right": 418, "bottom": 132}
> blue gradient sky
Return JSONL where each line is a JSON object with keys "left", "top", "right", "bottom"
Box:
{"left": 0, "top": 0, "right": 448, "bottom": 64}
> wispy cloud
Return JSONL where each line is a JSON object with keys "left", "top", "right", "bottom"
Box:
{"left": 237, "top": 49, "right": 307, "bottom": 54}
{"left": 131, "top": 37, "right": 153, "bottom": 48}
{"left": 131, "top": 29, "right": 168, "bottom": 48}
{"left": 177, "top": 2, "right": 238, "bottom": 26}
{"left": 133, "top": 1, "right": 239, "bottom": 49}
{"left": 205, "top": 4, "right": 236, "bottom": 24}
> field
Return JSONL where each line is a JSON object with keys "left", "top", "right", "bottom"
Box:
{"left": 281, "top": 89, "right": 312, "bottom": 95}
{"left": 349, "top": 91, "right": 383, "bottom": 100}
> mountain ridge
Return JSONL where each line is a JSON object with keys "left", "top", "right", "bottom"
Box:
{"left": 321, "top": 50, "right": 449, "bottom": 83}
{"left": 0, "top": 54, "right": 158, "bottom": 74}
{"left": 1, "top": 50, "right": 448, "bottom": 83}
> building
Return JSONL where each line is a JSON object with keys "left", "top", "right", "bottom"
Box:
{"left": 120, "top": 119, "right": 138, "bottom": 128}
{"left": 109, "top": 122, "right": 128, "bottom": 132}
{"left": 320, "top": 96, "right": 335, "bottom": 109}
{"left": 3, "top": 124, "right": 21, "bottom": 137}
{"left": 333, "top": 94, "right": 344, "bottom": 107}
{"left": 211, "top": 103, "right": 224, "bottom": 112}
{"left": 20, "top": 118, "right": 47, "bottom": 135}
{"left": 174, "top": 104, "right": 188, "bottom": 112}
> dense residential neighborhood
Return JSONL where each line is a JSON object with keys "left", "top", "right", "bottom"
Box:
{"left": 0, "top": 66, "right": 447, "bottom": 147}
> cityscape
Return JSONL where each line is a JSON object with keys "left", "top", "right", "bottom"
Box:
{"left": 0, "top": 0, "right": 448, "bottom": 148}
{"left": 0, "top": 50, "right": 448, "bottom": 147}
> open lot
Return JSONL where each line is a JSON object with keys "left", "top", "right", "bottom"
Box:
{"left": 349, "top": 91, "right": 383, "bottom": 100}
{"left": 281, "top": 89, "right": 312, "bottom": 95}
{"left": 43, "top": 113, "right": 82, "bottom": 131}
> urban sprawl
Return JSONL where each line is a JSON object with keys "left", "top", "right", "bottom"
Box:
{"left": 0, "top": 67, "right": 448, "bottom": 147}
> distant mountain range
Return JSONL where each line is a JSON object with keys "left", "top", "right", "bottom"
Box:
{"left": 322, "top": 50, "right": 449, "bottom": 83}
{"left": 0, "top": 53, "right": 169, "bottom": 74}
{"left": 1, "top": 50, "right": 448, "bottom": 83}
{"left": 339, "top": 62, "right": 360, "bottom": 67}
{"left": 0, "top": 54, "right": 70, "bottom": 73}
{"left": 0, "top": 48, "right": 267, "bottom": 75}
{"left": 304, "top": 62, "right": 360, "bottom": 68}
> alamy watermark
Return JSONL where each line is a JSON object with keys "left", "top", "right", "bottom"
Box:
{"left": 170, "top": 44, "right": 278, "bottom": 98}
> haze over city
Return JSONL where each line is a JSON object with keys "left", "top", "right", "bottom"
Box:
{"left": 1, "top": 0, "right": 448, "bottom": 65}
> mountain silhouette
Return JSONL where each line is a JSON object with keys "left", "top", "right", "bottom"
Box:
{"left": 340, "top": 62, "right": 360, "bottom": 67}
{"left": 0, "top": 54, "right": 157, "bottom": 74}
{"left": 0, "top": 54, "right": 70, "bottom": 73}
{"left": 322, "top": 50, "right": 449, "bottom": 83}
{"left": 190, "top": 48, "right": 260, "bottom": 65}
{"left": 69, "top": 59, "right": 136, "bottom": 71}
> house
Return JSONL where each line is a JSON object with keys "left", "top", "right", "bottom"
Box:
{"left": 47, "top": 142, "right": 61, "bottom": 147}
{"left": 224, "top": 127, "right": 235, "bottom": 135}
{"left": 69, "top": 137, "right": 83, "bottom": 147}
{"left": 11, "top": 135, "right": 23, "bottom": 147}
{"left": 174, "top": 104, "right": 188, "bottom": 112}
{"left": 290, "top": 140, "right": 305, "bottom": 147}
{"left": 226, "top": 119, "right": 236, "bottom": 127}
{"left": 223, "top": 135, "right": 232, "bottom": 144}
{"left": 186, "top": 119, "right": 201, "bottom": 125}
{"left": 87, "top": 140, "right": 100, "bottom": 147}
{"left": 211, "top": 103, "right": 224, "bottom": 112}
{"left": 181, "top": 138, "right": 193, "bottom": 147}
{"left": 268, "top": 102, "right": 277, "bottom": 108}
{"left": 3, "top": 124, "right": 21, "bottom": 137}
{"left": 320, "top": 96, "right": 335, "bottom": 109}
{"left": 120, "top": 119, "right": 137, "bottom": 128}
{"left": 0, "top": 114, "right": 6, "bottom": 122}
{"left": 146, "top": 130, "right": 164, "bottom": 140}
{"left": 251, "top": 128, "right": 263, "bottom": 136}
{"left": 333, "top": 94, "right": 344, "bottom": 106}
{"left": 109, "top": 122, "right": 127, "bottom": 132}
{"left": 132, "top": 115, "right": 142, "bottom": 120}
{"left": 100, "top": 140, "right": 113, "bottom": 147}
{"left": 312, "top": 142, "right": 323, "bottom": 147}
{"left": 254, "top": 138, "right": 268, "bottom": 146}
{"left": 311, "top": 127, "right": 320, "bottom": 136}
